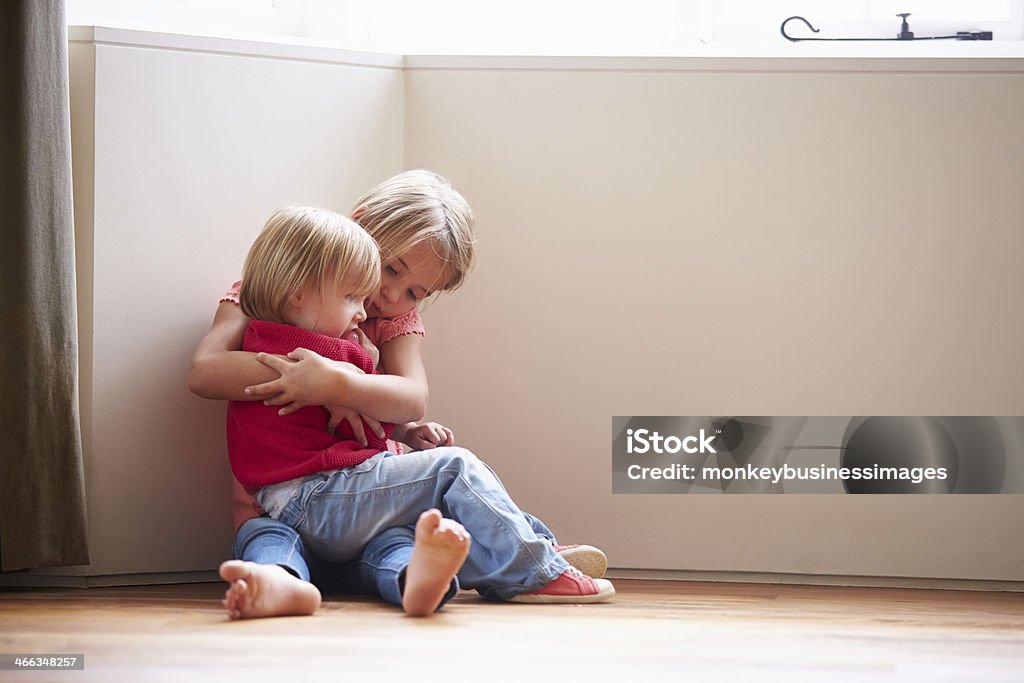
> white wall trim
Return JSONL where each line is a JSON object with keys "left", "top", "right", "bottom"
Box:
{"left": 68, "top": 25, "right": 404, "bottom": 70}
{"left": 3, "top": 569, "right": 1021, "bottom": 592}
{"left": 404, "top": 54, "right": 1024, "bottom": 74}
{"left": 607, "top": 569, "right": 1024, "bottom": 593}
{"left": 68, "top": 26, "right": 1024, "bottom": 73}
{"left": 0, "top": 571, "right": 220, "bottom": 589}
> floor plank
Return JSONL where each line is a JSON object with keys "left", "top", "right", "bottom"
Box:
{"left": 2, "top": 580, "right": 1022, "bottom": 682}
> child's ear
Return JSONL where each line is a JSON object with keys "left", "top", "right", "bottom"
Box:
{"left": 351, "top": 206, "right": 367, "bottom": 223}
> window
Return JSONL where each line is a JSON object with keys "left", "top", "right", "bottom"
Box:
{"left": 712, "top": 0, "right": 1019, "bottom": 43}
{"left": 67, "top": 0, "right": 1024, "bottom": 53}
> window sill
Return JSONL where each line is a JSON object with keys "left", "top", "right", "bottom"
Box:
{"left": 69, "top": 26, "right": 1024, "bottom": 73}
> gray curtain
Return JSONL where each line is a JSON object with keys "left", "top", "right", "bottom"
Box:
{"left": 0, "top": 0, "right": 89, "bottom": 571}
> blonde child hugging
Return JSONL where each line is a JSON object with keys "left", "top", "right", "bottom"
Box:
{"left": 217, "top": 204, "right": 613, "bottom": 611}
{"left": 191, "top": 172, "right": 610, "bottom": 618}
{"left": 227, "top": 206, "right": 473, "bottom": 615}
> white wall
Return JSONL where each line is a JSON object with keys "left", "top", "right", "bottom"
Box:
{"left": 65, "top": 28, "right": 404, "bottom": 576}
{"left": 406, "top": 56, "right": 1024, "bottom": 581}
{"left": 48, "top": 29, "right": 1024, "bottom": 583}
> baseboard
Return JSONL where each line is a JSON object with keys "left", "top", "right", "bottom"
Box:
{"left": 3, "top": 567, "right": 1021, "bottom": 592}
{"left": 604, "top": 568, "right": 1024, "bottom": 592}
{"left": 0, "top": 570, "right": 219, "bottom": 589}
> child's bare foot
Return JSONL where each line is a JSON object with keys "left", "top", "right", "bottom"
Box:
{"left": 219, "top": 560, "right": 321, "bottom": 620}
{"left": 402, "top": 509, "right": 471, "bottom": 616}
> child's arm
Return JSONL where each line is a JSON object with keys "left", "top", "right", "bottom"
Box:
{"left": 250, "top": 332, "right": 429, "bottom": 424}
{"left": 188, "top": 302, "right": 280, "bottom": 400}
{"left": 188, "top": 302, "right": 371, "bottom": 404}
{"left": 353, "top": 332, "right": 430, "bottom": 420}
{"left": 343, "top": 332, "right": 429, "bottom": 422}
{"left": 189, "top": 298, "right": 423, "bottom": 422}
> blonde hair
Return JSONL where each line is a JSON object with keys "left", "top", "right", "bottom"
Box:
{"left": 351, "top": 170, "right": 476, "bottom": 293}
{"left": 240, "top": 206, "right": 380, "bottom": 324}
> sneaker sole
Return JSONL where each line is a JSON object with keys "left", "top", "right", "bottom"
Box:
{"left": 558, "top": 545, "right": 608, "bottom": 579}
{"left": 507, "top": 580, "right": 615, "bottom": 605}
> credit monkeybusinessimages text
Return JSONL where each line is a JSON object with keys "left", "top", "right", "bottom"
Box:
{"left": 613, "top": 416, "right": 1024, "bottom": 494}
{"left": 624, "top": 428, "right": 949, "bottom": 484}
{"left": 627, "top": 461, "right": 949, "bottom": 485}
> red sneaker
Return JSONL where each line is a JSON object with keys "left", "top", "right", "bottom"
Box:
{"left": 554, "top": 544, "right": 607, "bottom": 579}
{"left": 508, "top": 568, "right": 615, "bottom": 604}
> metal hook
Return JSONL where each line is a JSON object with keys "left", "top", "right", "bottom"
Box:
{"left": 780, "top": 13, "right": 990, "bottom": 43}
{"left": 780, "top": 16, "right": 821, "bottom": 42}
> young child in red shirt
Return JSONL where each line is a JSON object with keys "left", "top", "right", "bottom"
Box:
{"left": 192, "top": 174, "right": 610, "bottom": 618}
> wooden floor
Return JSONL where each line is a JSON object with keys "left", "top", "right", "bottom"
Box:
{"left": 2, "top": 579, "right": 1023, "bottom": 682}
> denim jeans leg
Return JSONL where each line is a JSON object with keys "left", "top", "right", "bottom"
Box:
{"left": 521, "top": 511, "right": 556, "bottom": 543}
{"left": 302, "top": 556, "right": 372, "bottom": 596}
{"left": 233, "top": 516, "right": 310, "bottom": 582}
{"left": 354, "top": 525, "right": 459, "bottom": 609}
{"left": 471, "top": 455, "right": 557, "bottom": 543}
{"left": 274, "top": 448, "right": 569, "bottom": 600}
{"left": 234, "top": 515, "right": 404, "bottom": 600}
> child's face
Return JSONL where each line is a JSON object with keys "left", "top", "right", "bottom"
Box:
{"left": 285, "top": 274, "right": 368, "bottom": 338}
{"left": 368, "top": 241, "right": 450, "bottom": 319}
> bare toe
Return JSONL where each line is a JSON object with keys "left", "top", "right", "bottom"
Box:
{"left": 219, "top": 559, "right": 249, "bottom": 583}
{"left": 416, "top": 508, "right": 443, "bottom": 534}
{"left": 222, "top": 577, "right": 248, "bottom": 620}
{"left": 434, "top": 518, "right": 471, "bottom": 545}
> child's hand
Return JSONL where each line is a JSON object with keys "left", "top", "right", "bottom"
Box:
{"left": 404, "top": 422, "right": 455, "bottom": 451}
{"left": 326, "top": 404, "right": 385, "bottom": 446}
{"left": 345, "top": 328, "right": 380, "bottom": 369}
{"left": 246, "top": 348, "right": 366, "bottom": 416}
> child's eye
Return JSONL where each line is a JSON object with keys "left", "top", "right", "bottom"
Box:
{"left": 385, "top": 265, "right": 399, "bottom": 276}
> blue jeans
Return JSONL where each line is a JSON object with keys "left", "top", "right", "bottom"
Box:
{"left": 234, "top": 512, "right": 555, "bottom": 608}
{"left": 257, "top": 447, "right": 569, "bottom": 600}
{"left": 234, "top": 516, "right": 459, "bottom": 609}
{"left": 234, "top": 462, "right": 558, "bottom": 606}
